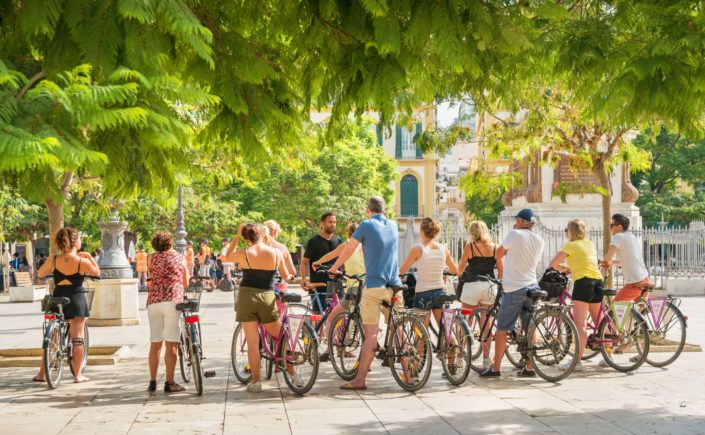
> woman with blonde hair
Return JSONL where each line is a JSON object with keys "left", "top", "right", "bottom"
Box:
{"left": 549, "top": 219, "right": 603, "bottom": 371}
{"left": 457, "top": 220, "right": 503, "bottom": 370}
{"left": 34, "top": 228, "right": 100, "bottom": 383}
{"left": 262, "top": 220, "right": 297, "bottom": 277}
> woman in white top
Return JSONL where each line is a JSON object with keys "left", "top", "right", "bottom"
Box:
{"left": 262, "top": 220, "right": 297, "bottom": 277}
{"left": 399, "top": 217, "right": 458, "bottom": 327}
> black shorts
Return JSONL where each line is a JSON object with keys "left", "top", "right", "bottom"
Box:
{"left": 572, "top": 278, "right": 604, "bottom": 304}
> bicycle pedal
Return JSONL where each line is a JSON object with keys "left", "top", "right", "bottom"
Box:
{"left": 204, "top": 371, "right": 216, "bottom": 378}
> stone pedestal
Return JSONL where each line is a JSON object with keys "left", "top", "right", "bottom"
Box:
{"left": 91, "top": 208, "right": 139, "bottom": 326}
{"left": 88, "top": 278, "right": 140, "bottom": 326}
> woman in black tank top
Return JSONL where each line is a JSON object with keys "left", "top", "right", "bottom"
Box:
{"left": 456, "top": 221, "right": 503, "bottom": 369}
{"left": 226, "top": 223, "right": 293, "bottom": 392}
{"left": 34, "top": 228, "right": 100, "bottom": 384}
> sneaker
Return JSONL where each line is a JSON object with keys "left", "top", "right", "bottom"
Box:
{"left": 147, "top": 380, "right": 157, "bottom": 392}
{"left": 560, "top": 362, "right": 582, "bottom": 372}
{"left": 516, "top": 368, "right": 536, "bottom": 378}
{"left": 319, "top": 352, "right": 330, "bottom": 363}
{"left": 482, "top": 357, "right": 491, "bottom": 369}
{"left": 479, "top": 368, "right": 501, "bottom": 378}
{"left": 292, "top": 373, "right": 305, "bottom": 388}
{"left": 598, "top": 358, "right": 610, "bottom": 368}
{"left": 246, "top": 381, "right": 262, "bottom": 392}
{"left": 629, "top": 355, "right": 641, "bottom": 363}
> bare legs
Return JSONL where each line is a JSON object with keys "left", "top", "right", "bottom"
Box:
{"left": 572, "top": 301, "right": 601, "bottom": 360}
{"left": 148, "top": 341, "right": 179, "bottom": 384}
{"left": 243, "top": 320, "right": 282, "bottom": 383}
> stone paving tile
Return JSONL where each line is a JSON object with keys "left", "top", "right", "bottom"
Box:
{"left": 2, "top": 290, "right": 705, "bottom": 434}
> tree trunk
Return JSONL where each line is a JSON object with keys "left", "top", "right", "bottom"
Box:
{"left": 593, "top": 161, "right": 613, "bottom": 286}
{"left": 45, "top": 199, "right": 64, "bottom": 255}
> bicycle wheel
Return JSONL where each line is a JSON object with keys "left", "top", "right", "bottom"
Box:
{"left": 645, "top": 302, "right": 686, "bottom": 367}
{"left": 179, "top": 324, "right": 192, "bottom": 383}
{"left": 469, "top": 309, "right": 493, "bottom": 373}
{"left": 190, "top": 327, "right": 203, "bottom": 396}
{"left": 528, "top": 309, "right": 579, "bottom": 382}
{"left": 439, "top": 316, "right": 472, "bottom": 385}
{"left": 328, "top": 311, "right": 364, "bottom": 381}
{"left": 389, "top": 314, "right": 433, "bottom": 392}
{"left": 265, "top": 336, "right": 275, "bottom": 380}
{"left": 582, "top": 329, "right": 601, "bottom": 361}
{"left": 231, "top": 323, "right": 252, "bottom": 384}
{"left": 505, "top": 320, "right": 527, "bottom": 369}
{"left": 68, "top": 322, "right": 89, "bottom": 376}
{"left": 599, "top": 309, "right": 650, "bottom": 372}
{"left": 281, "top": 322, "right": 319, "bottom": 395}
{"left": 43, "top": 322, "right": 64, "bottom": 389}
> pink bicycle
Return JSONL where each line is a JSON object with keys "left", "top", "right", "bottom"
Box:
{"left": 230, "top": 292, "right": 321, "bottom": 395}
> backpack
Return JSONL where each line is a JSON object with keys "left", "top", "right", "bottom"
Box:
{"left": 538, "top": 268, "right": 568, "bottom": 300}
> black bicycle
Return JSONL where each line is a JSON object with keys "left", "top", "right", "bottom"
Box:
{"left": 177, "top": 277, "right": 215, "bottom": 395}
{"left": 329, "top": 278, "right": 433, "bottom": 392}
{"left": 40, "top": 276, "right": 98, "bottom": 389}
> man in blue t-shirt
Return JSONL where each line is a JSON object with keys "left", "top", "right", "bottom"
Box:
{"left": 329, "top": 196, "right": 403, "bottom": 390}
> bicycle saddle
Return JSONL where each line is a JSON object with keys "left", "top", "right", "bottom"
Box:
{"left": 389, "top": 284, "right": 407, "bottom": 293}
{"left": 280, "top": 293, "right": 302, "bottom": 303}
{"left": 603, "top": 288, "right": 618, "bottom": 297}
{"left": 49, "top": 297, "right": 71, "bottom": 307}
{"left": 436, "top": 294, "right": 457, "bottom": 304}
{"left": 176, "top": 300, "right": 199, "bottom": 312}
{"left": 528, "top": 289, "right": 548, "bottom": 301}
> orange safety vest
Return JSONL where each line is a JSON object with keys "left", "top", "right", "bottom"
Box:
{"left": 136, "top": 251, "right": 148, "bottom": 272}
{"left": 186, "top": 247, "right": 195, "bottom": 267}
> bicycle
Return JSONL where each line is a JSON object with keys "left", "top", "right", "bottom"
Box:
{"left": 634, "top": 284, "right": 687, "bottom": 367}
{"left": 327, "top": 272, "right": 366, "bottom": 381}
{"left": 557, "top": 283, "right": 651, "bottom": 372}
{"left": 330, "top": 279, "right": 433, "bottom": 392}
{"left": 231, "top": 291, "right": 321, "bottom": 395}
{"left": 176, "top": 277, "right": 216, "bottom": 395}
{"left": 40, "top": 276, "right": 97, "bottom": 389}
{"left": 470, "top": 278, "right": 581, "bottom": 382}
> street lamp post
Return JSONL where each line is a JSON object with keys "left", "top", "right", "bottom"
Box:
{"left": 174, "top": 186, "right": 187, "bottom": 256}
{"left": 659, "top": 212, "right": 667, "bottom": 291}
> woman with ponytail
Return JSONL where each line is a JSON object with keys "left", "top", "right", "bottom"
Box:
{"left": 34, "top": 228, "right": 100, "bottom": 383}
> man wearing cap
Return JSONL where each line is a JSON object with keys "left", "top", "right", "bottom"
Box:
{"left": 481, "top": 208, "right": 545, "bottom": 378}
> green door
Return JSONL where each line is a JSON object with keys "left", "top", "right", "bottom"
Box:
{"left": 400, "top": 174, "right": 419, "bottom": 216}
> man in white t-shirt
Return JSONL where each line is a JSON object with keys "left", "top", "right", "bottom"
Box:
{"left": 601, "top": 214, "right": 649, "bottom": 302}
{"left": 480, "top": 208, "right": 545, "bottom": 378}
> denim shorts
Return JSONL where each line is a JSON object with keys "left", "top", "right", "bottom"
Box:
{"left": 496, "top": 285, "right": 538, "bottom": 331}
{"left": 413, "top": 288, "right": 445, "bottom": 310}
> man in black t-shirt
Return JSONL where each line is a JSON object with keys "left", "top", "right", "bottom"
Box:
{"left": 300, "top": 212, "right": 342, "bottom": 313}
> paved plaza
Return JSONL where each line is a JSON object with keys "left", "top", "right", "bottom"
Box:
{"left": 1, "top": 289, "right": 704, "bottom": 435}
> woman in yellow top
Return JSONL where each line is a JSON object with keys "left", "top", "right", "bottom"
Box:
{"left": 549, "top": 219, "right": 604, "bottom": 369}
{"left": 312, "top": 222, "right": 365, "bottom": 362}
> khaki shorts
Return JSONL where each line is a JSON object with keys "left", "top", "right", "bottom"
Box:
{"left": 236, "top": 286, "right": 279, "bottom": 324}
{"left": 360, "top": 287, "right": 405, "bottom": 325}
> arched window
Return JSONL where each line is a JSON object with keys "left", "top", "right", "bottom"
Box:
{"left": 400, "top": 174, "right": 419, "bottom": 216}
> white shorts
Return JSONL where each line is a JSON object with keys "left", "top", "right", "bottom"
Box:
{"left": 148, "top": 301, "right": 181, "bottom": 342}
{"left": 460, "top": 281, "right": 495, "bottom": 306}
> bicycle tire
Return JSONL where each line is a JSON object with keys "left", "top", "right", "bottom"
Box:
{"left": 528, "top": 309, "right": 579, "bottom": 382}
{"left": 43, "top": 322, "right": 63, "bottom": 389}
{"left": 599, "top": 309, "right": 650, "bottom": 372}
{"left": 231, "top": 323, "right": 252, "bottom": 384}
{"left": 190, "top": 327, "right": 203, "bottom": 396}
{"left": 645, "top": 302, "right": 686, "bottom": 367}
{"left": 505, "top": 320, "right": 527, "bottom": 369}
{"left": 440, "top": 316, "right": 472, "bottom": 386}
{"left": 68, "top": 322, "right": 89, "bottom": 376}
{"left": 281, "top": 322, "right": 319, "bottom": 395}
{"left": 328, "top": 311, "right": 364, "bottom": 381}
{"left": 388, "top": 314, "right": 433, "bottom": 392}
{"left": 265, "top": 336, "right": 275, "bottom": 380}
{"left": 469, "top": 309, "right": 493, "bottom": 373}
{"left": 179, "top": 325, "right": 192, "bottom": 383}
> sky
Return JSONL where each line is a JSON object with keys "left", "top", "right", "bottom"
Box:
{"left": 437, "top": 101, "right": 461, "bottom": 128}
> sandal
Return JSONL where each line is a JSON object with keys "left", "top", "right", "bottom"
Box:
{"left": 340, "top": 383, "right": 367, "bottom": 390}
{"left": 164, "top": 382, "right": 185, "bottom": 393}
{"left": 32, "top": 376, "right": 44, "bottom": 382}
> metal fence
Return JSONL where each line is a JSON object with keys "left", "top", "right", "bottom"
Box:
{"left": 435, "top": 218, "right": 705, "bottom": 288}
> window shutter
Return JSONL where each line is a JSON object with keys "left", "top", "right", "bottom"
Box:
{"left": 395, "top": 125, "right": 402, "bottom": 158}
{"left": 415, "top": 122, "right": 423, "bottom": 159}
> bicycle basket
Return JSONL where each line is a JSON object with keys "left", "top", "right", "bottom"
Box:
{"left": 538, "top": 268, "right": 568, "bottom": 300}
{"left": 326, "top": 280, "right": 342, "bottom": 299}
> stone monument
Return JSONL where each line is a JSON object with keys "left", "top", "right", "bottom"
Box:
{"left": 88, "top": 207, "right": 139, "bottom": 326}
